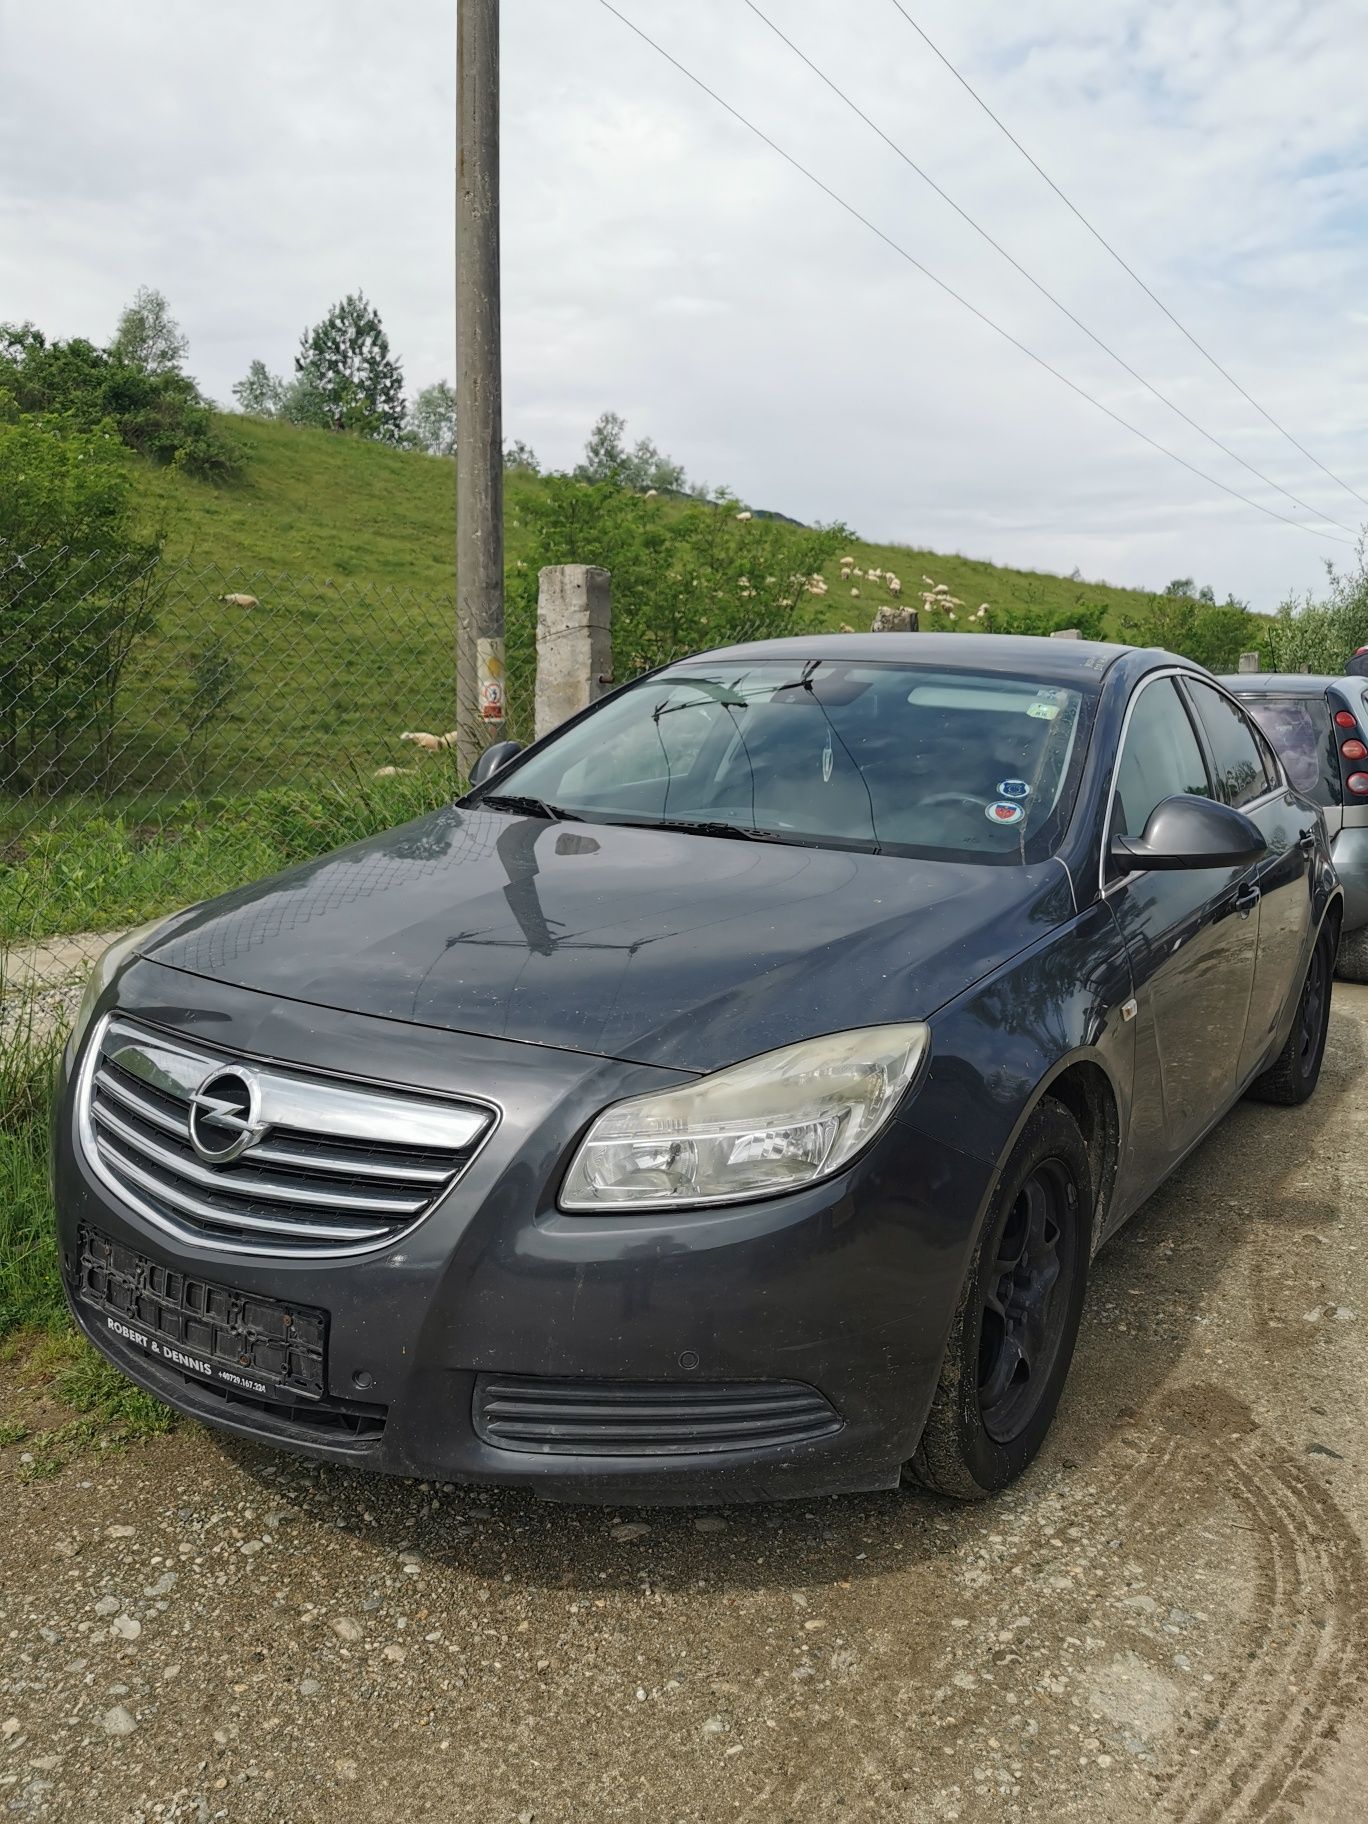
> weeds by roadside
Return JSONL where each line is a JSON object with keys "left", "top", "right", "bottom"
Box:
{"left": 0, "top": 1008, "right": 64, "bottom": 1334}
{"left": 1, "top": 759, "right": 469, "bottom": 1465}
{"left": 3, "top": 762, "right": 461, "bottom": 943}
{"left": 0, "top": 1325, "right": 174, "bottom": 1478}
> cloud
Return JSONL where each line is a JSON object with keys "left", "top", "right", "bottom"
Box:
{"left": 2, "top": 0, "right": 1366, "bottom": 606}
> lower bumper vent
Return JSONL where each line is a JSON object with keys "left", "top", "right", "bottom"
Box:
{"left": 473, "top": 1375, "right": 841, "bottom": 1457}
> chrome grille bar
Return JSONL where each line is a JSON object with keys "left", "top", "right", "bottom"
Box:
{"left": 77, "top": 1014, "right": 498, "bottom": 1258}
{"left": 91, "top": 1101, "right": 429, "bottom": 1215}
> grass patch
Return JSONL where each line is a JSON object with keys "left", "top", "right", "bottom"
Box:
{"left": 0, "top": 1017, "right": 65, "bottom": 1336}
{"left": 4, "top": 763, "right": 462, "bottom": 942}
{"left": 1, "top": 1325, "right": 175, "bottom": 1478}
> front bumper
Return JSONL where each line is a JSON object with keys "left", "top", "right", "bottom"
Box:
{"left": 53, "top": 960, "right": 991, "bottom": 1503}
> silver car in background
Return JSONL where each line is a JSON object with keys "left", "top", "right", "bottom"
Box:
{"left": 1224, "top": 672, "right": 1368, "bottom": 980}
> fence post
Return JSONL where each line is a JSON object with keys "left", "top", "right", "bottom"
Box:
{"left": 870, "top": 606, "right": 918, "bottom": 633}
{"left": 536, "top": 566, "right": 612, "bottom": 741}
{"left": 1238, "top": 651, "right": 1260, "bottom": 673}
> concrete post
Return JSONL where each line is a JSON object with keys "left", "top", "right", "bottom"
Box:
{"left": 536, "top": 566, "right": 612, "bottom": 741}
{"left": 1238, "top": 651, "right": 1260, "bottom": 673}
{"left": 1049, "top": 628, "right": 1082, "bottom": 639}
{"left": 870, "top": 606, "right": 918, "bottom": 633}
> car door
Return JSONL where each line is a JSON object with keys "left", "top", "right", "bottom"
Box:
{"left": 1181, "top": 677, "right": 1316, "bottom": 1083}
{"left": 1105, "top": 673, "right": 1260, "bottom": 1183}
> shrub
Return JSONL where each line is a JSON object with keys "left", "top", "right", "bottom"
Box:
{"left": 1263, "top": 545, "right": 1368, "bottom": 674}
{"left": 0, "top": 416, "right": 165, "bottom": 793}
{"left": 0, "top": 322, "right": 241, "bottom": 481}
{"left": 506, "top": 478, "right": 848, "bottom": 689}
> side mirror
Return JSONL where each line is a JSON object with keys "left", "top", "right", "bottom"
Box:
{"left": 1110, "top": 794, "right": 1267, "bottom": 874}
{"left": 468, "top": 740, "right": 523, "bottom": 788}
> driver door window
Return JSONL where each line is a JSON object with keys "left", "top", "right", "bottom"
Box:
{"left": 1111, "top": 677, "right": 1211, "bottom": 846}
{"left": 1108, "top": 673, "right": 1257, "bottom": 1182}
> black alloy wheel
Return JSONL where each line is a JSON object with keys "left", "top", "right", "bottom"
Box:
{"left": 909, "top": 1098, "right": 1093, "bottom": 1500}
{"left": 1298, "top": 934, "right": 1329, "bottom": 1073}
{"left": 1248, "top": 922, "right": 1335, "bottom": 1107}
{"left": 978, "top": 1159, "right": 1078, "bottom": 1446}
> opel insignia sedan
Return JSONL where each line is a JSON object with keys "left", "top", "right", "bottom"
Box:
{"left": 53, "top": 635, "right": 1339, "bottom": 1503}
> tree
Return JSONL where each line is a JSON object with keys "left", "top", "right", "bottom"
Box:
{"left": 0, "top": 321, "right": 239, "bottom": 481}
{"left": 294, "top": 292, "right": 405, "bottom": 442}
{"left": 407, "top": 380, "right": 457, "bottom": 456}
{"left": 574, "top": 410, "right": 690, "bottom": 492}
{"left": 575, "top": 410, "right": 628, "bottom": 482}
{"left": 504, "top": 439, "right": 540, "bottom": 473}
{"left": 232, "top": 359, "right": 286, "bottom": 418}
{"left": 1264, "top": 544, "right": 1368, "bottom": 673}
{"left": 110, "top": 286, "right": 189, "bottom": 375}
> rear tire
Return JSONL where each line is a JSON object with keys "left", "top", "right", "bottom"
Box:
{"left": 907, "top": 1099, "right": 1091, "bottom": 1501}
{"left": 1335, "top": 922, "right": 1368, "bottom": 984}
{"left": 1247, "top": 924, "right": 1334, "bottom": 1106}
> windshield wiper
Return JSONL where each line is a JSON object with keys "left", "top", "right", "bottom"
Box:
{"left": 479, "top": 793, "right": 580, "bottom": 822}
{"left": 606, "top": 816, "right": 785, "bottom": 844}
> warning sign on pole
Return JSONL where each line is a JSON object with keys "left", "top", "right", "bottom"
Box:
{"left": 477, "top": 638, "right": 506, "bottom": 725}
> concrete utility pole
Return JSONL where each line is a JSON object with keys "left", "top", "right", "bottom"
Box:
{"left": 456, "top": 0, "right": 504, "bottom": 773}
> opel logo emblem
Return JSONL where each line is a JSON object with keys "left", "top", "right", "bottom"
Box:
{"left": 187, "top": 1067, "right": 264, "bottom": 1164}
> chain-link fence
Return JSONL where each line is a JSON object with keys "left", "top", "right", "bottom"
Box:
{"left": 1, "top": 544, "right": 537, "bottom": 1006}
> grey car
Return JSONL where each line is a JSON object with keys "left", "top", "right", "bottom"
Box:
{"left": 1223, "top": 673, "right": 1368, "bottom": 979}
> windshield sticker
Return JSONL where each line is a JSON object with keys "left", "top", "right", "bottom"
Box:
{"left": 997, "top": 778, "right": 1031, "bottom": 799}
{"left": 1027, "top": 702, "right": 1059, "bottom": 720}
{"left": 821, "top": 734, "right": 833, "bottom": 783}
{"left": 986, "top": 801, "right": 1025, "bottom": 826}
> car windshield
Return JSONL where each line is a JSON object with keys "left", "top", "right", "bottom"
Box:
{"left": 478, "top": 659, "right": 1092, "bottom": 862}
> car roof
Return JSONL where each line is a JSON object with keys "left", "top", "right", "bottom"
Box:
{"left": 1220, "top": 673, "right": 1362, "bottom": 694}
{"left": 674, "top": 631, "right": 1141, "bottom": 689}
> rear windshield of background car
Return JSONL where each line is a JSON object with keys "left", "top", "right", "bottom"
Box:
{"left": 1240, "top": 695, "right": 1340, "bottom": 804}
{"left": 492, "top": 660, "right": 1095, "bottom": 864}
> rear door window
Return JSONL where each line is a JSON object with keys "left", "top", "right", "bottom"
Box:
{"left": 1240, "top": 695, "right": 1339, "bottom": 803}
{"left": 1184, "top": 679, "right": 1274, "bottom": 808}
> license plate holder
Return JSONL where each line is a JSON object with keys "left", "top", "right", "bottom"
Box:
{"left": 78, "top": 1227, "right": 327, "bottom": 1402}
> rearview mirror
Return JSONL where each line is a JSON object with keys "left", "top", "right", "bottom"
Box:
{"left": 468, "top": 740, "right": 523, "bottom": 788}
{"left": 1109, "top": 795, "right": 1267, "bottom": 874}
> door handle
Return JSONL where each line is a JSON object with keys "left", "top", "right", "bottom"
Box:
{"left": 1298, "top": 828, "right": 1317, "bottom": 855}
{"left": 1234, "top": 883, "right": 1261, "bottom": 917}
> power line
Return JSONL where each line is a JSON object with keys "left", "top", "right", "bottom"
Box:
{"left": 595, "top": 1, "right": 1353, "bottom": 548}
{"left": 886, "top": 0, "right": 1368, "bottom": 516}
{"left": 741, "top": 0, "right": 1356, "bottom": 538}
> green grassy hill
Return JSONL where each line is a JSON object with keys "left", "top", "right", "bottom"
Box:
{"left": 144, "top": 414, "right": 1159, "bottom": 631}
{"left": 7, "top": 417, "right": 1175, "bottom": 941}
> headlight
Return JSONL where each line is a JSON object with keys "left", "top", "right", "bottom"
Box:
{"left": 560, "top": 1024, "right": 929, "bottom": 1211}
{"left": 67, "top": 916, "right": 174, "bottom": 1061}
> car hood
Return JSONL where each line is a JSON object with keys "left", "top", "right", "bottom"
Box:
{"left": 144, "top": 807, "right": 1074, "bottom": 1073}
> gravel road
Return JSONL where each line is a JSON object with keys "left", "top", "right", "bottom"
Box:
{"left": 4, "top": 990, "right": 1367, "bottom": 1824}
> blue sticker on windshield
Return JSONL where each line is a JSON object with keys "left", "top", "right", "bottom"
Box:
{"left": 997, "top": 778, "right": 1031, "bottom": 800}
{"left": 986, "top": 801, "right": 1025, "bottom": 826}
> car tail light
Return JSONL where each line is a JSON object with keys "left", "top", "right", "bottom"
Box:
{"left": 1348, "top": 773, "right": 1368, "bottom": 795}
{"left": 1336, "top": 711, "right": 1359, "bottom": 729}
{"left": 1343, "top": 740, "right": 1368, "bottom": 761}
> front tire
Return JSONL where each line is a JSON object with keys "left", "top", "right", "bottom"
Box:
{"left": 908, "top": 1099, "right": 1091, "bottom": 1500}
{"left": 1247, "top": 924, "right": 1334, "bottom": 1107}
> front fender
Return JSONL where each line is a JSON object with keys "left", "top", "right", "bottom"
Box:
{"left": 904, "top": 900, "right": 1135, "bottom": 1246}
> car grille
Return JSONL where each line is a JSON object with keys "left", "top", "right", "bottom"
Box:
{"left": 78, "top": 1015, "right": 495, "bottom": 1256}
{"left": 472, "top": 1375, "right": 842, "bottom": 1457}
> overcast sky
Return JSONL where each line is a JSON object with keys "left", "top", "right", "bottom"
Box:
{"left": 3, "top": 0, "right": 1367, "bottom": 608}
